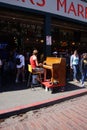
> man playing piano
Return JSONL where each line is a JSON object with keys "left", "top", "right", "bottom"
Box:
{"left": 29, "top": 49, "right": 44, "bottom": 84}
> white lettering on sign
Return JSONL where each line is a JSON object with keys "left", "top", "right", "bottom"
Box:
{"left": 0, "top": 0, "right": 87, "bottom": 22}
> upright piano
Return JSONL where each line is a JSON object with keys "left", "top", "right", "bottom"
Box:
{"left": 43, "top": 57, "right": 66, "bottom": 88}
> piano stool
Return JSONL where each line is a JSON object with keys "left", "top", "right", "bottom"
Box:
{"left": 27, "top": 64, "right": 43, "bottom": 88}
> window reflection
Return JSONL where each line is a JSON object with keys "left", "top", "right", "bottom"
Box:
{"left": 0, "top": 19, "right": 44, "bottom": 51}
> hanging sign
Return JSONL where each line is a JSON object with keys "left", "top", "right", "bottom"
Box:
{"left": 46, "top": 36, "right": 52, "bottom": 45}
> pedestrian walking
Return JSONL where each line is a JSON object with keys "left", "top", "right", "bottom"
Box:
{"left": 70, "top": 50, "right": 80, "bottom": 82}
{"left": 15, "top": 49, "right": 25, "bottom": 83}
{"left": 80, "top": 53, "right": 87, "bottom": 87}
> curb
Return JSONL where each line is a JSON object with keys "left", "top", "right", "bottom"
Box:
{"left": 0, "top": 88, "right": 87, "bottom": 119}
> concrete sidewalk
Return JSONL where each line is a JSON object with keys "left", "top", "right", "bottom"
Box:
{"left": 0, "top": 81, "right": 87, "bottom": 118}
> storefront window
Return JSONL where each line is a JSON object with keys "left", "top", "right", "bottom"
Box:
{"left": 51, "top": 26, "right": 74, "bottom": 51}
{"left": 0, "top": 19, "right": 44, "bottom": 53}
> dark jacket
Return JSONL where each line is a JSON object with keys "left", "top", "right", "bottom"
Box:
{"left": 80, "top": 58, "right": 87, "bottom": 72}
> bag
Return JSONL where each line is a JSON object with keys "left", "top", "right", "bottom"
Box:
{"left": 16, "top": 57, "right": 21, "bottom": 65}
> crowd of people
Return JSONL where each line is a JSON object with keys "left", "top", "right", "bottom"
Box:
{"left": 70, "top": 50, "right": 87, "bottom": 87}
{"left": 0, "top": 48, "right": 87, "bottom": 88}
{"left": 0, "top": 48, "right": 27, "bottom": 87}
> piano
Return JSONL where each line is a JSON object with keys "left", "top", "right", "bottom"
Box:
{"left": 43, "top": 57, "right": 66, "bottom": 86}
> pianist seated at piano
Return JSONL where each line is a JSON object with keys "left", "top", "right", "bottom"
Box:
{"left": 30, "top": 49, "right": 44, "bottom": 73}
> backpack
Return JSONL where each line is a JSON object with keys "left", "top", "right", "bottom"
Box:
{"left": 16, "top": 57, "right": 21, "bottom": 65}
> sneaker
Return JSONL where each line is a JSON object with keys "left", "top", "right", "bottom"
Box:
{"left": 73, "top": 79, "right": 78, "bottom": 83}
{"left": 80, "top": 79, "right": 82, "bottom": 84}
{"left": 45, "top": 87, "right": 48, "bottom": 92}
{"left": 81, "top": 83, "right": 84, "bottom": 87}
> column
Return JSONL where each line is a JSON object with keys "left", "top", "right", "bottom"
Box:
{"left": 44, "top": 14, "right": 52, "bottom": 57}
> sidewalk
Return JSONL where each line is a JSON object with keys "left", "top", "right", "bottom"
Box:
{"left": 0, "top": 81, "right": 87, "bottom": 118}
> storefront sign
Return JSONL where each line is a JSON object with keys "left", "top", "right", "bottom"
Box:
{"left": 0, "top": 0, "right": 87, "bottom": 22}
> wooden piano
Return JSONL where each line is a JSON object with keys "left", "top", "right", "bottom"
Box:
{"left": 42, "top": 57, "right": 66, "bottom": 91}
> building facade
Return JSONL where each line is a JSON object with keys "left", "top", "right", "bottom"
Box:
{"left": 0, "top": 0, "right": 87, "bottom": 58}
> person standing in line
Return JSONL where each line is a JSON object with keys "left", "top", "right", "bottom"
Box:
{"left": 15, "top": 50, "right": 25, "bottom": 83}
{"left": 70, "top": 50, "right": 80, "bottom": 82}
{"left": 80, "top": 53, "right": 87, "bottom": 87}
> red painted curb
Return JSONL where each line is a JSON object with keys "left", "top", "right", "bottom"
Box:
{"left": 0, "top": 89, "right": 87, "bottom": 117}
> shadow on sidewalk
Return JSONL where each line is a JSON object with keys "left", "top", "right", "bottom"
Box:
{"left": 50, "top": 81, "right": 86, "bottom": 94}
{"left": 65, "top": 82, "right": 82, "bottom": 91}
{"left": 0, "top": 80, "right": 86, "bottom": 93}
{"left": 0, "top": 81, "right": 29, "bottom": 93}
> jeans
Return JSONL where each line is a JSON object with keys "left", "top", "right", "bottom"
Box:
{"left": 32, "top": 74, "right": 38, "bottom": 85}
{"left": 73, "top": 65, "right": 79, "bottom": 80}
{"left": 81, "top": 69, "right": 87, "bottom": 84}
